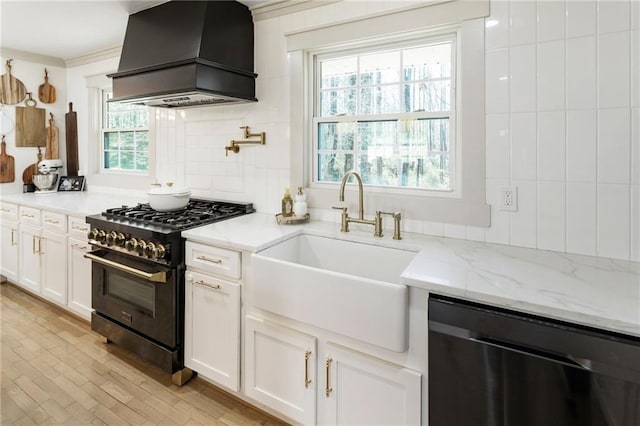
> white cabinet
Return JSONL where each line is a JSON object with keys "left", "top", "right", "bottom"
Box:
{"left": 67, "top": 215, "right": 92, "bottom": 319}
{"left": 18, "top": 223, "right": 42, "bottom": 293}
{"left": 0, "top": 202, "right": 19, "bottom": 282}
{"left": 245, "top": 316, "right": 421, "bottom": 426}
{"left": 40, "top": 230, "right": 68, "bottom": 305}
{"left": 184, "top": 242, "right": 242, "bottom": 391}
{"left": 185, "top": 271, "right": 240, "bottom": 390}
{"left": 245, "top": 315, "right": 317, "bottom": 425}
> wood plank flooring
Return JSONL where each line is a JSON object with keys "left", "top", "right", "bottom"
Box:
{"left": 1, "top": 283, "right": 289, "bottom": 425}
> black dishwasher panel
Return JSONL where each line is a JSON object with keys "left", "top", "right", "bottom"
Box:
{"left": 428, "top": 294, "right": 640, "bottom": 426}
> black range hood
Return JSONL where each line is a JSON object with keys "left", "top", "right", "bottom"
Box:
{"left": 108, "top": 0, "right": 257, "bottom": 108}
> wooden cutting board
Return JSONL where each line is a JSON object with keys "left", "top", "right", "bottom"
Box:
{"left": 0, "top": 135, "right": 15, "bottom": 183}
{"left": 45, "top": 113, "right": 59, "bottom": 159}
{"left": 0, "top": 59, "right": 27, "bottom": 105}
{"left": 38, "top": 68, "right": 56, "bottom": 104}
{"left": 65, "top": 102, "right": 79, "bottom": 176}
{"left": 16, "top": 94, "right": 46, "bottom": 148}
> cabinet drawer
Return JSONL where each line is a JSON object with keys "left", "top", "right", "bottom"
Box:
{"left": 185, "top": 241, "right": 241, "bottom": 279}
{"left": 19, "top": 206, "right": 41, "bottom": 225}
{"left": 42, "top": 211, "right": 67, "bottom": 233}
{"left": 0, "top": 202, "right": 18, "bottom": 221}
{"left": 68, "top": 216, "right": 89, "bottom": 239}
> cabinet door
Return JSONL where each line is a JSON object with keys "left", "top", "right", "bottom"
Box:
{"left": 18, "top": 225, "right": 41, "bottom": 293}
{"left": 41, "top": 230, "right": 67, "bottom": 305}
{"left": 0, "top": 220, "right": 19, "bottom": 282}
{"left": 185, "top": 271, "right": 241, "bottom": 391}
{"left": 320, "top": 343, "right": 421, "bottom": 426}
{"left": 68, "top": 238, "right": 92, "bottom": 319}
{"left": 245, "top": 315, "right": 317, "bottom": 425}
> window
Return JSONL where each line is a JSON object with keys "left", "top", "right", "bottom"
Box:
{"left": 101, "top": 90, "right": 150, "bottom": 173}
{"left": 313, "top": 38, "right": 455, "bottom": 192}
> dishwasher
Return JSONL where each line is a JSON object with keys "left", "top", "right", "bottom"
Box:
{"left": 428, "top": 294, "right": 640, "bottom": 425}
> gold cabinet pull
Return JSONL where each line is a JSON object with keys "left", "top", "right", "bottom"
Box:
{"left": 325, "top": 357, "right": 333, "bottom": 397}
{"left": 22, "top": 213, "right": 35, "bottom": 218}
{"left": 38, "top": 236, "right": 44, "bottom": 255}
{"left": 194, "top": 279, "right": 221, "bottom": 290}
{"left": 32, "top": 235, "right": 37, "bottom": 254}
{"left": 196, "top": 255, "right": 223, "bottom": 264}
{"left": 72, "top": 225, "right": 89, "bottom": 231}
{"left": 304, "top": 350, "right": 312, "bottom": 388}
{"left": 71, "top": 243, "right": 87, "bottom": 250}
{"left": 10, "top": 228, "right": 16, "bottom": 246}
{"left": 45, "top": 218, "right": 60, "bottom": 224}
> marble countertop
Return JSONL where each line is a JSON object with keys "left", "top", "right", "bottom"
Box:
{"left": 1, "top": 192, "right": 144, "bottom": 216}
{"left": 183, "top": 212, "right": 640, "bottom": 339}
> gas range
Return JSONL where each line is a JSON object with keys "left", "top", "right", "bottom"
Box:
{"left": 86, "top": 198, "right": 254, "bottom": 266}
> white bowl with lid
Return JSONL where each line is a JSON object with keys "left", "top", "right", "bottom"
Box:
{"left": 147, "top": 182, "right": 191, "bottom": 211}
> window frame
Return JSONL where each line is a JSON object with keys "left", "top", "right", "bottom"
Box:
{"left": 99, "top": 88, "right": 151, "bottom": 176}
{"left": 286, "top": 0, "right": 491, "bottom": 227}
{"left": 310, "top": 34, "right": 459, "bottom": 197}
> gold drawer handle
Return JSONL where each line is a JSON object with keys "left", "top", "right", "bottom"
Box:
{"left": 196, "top": 255, "right": 223, "bottom": 264}
{"left": 304, "top": 350, "right": 312, "bottom": 388}
{"left": 22, "top": 213, "right": 35, "bottom": 218}
{"left": 45, "top": 218, "right": 60, "bottom": 224}
{"left": 325, "top": 357, "right": 333, "bottom": 397}
{"left": 194, "top": 279, "right": 221, "bottom": 290}
{"left": 1, "top": 208, "right": 10, "bottom": 212}
{"left": 71, "top": 243, "right": 88, "bottom": 250}
{"left": 72, "top": 225, "right": 89, "bottom": 231}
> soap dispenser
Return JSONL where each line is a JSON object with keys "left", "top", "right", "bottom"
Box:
{"left": 281, "top": 188, "right": 294, "bottom": 217}
{"left": 294, "top": 186, "right": 308, "bottom": 217}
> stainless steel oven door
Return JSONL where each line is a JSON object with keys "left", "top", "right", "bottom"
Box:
{"left": 87, "top": 249, "right": 177, "bottom": 348}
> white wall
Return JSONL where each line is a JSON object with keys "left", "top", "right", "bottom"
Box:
{"left": 0, "top": 57, "right": 67, "bottom": 195}
{"left": 53, "top": 0, "right": 640, "bottom": 262}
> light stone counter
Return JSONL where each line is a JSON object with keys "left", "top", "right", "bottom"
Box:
{"left": 183, "top": 212, "right": 640, "bottom": 339}
{"left": 1, "top": 192, "right": 144, "bottom": 216}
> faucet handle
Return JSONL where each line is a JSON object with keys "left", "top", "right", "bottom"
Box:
{"left": 332, "top": 206, "right": 349, "bottom": 233}
{"left": 380, "top": 211, "right": 402, "bottom": 240}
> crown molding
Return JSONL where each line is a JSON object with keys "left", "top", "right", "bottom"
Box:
{"left": 0, "top": 47, "right": 66, "bottom": 68}
{"left": 249, "top": 0, "right": 340, "bottom": 21}
{"left": 65, "top": 46, "right": 121, "bottom": 68}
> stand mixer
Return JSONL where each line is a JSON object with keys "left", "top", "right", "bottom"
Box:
{"left": 33, "top": 159, "right": 63, "bottom": 193}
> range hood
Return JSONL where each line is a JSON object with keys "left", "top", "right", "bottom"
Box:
{"left": 108, "top": 0, "right": 257, "bottom": 108}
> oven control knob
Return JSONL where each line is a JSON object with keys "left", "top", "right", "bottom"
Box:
{"left": 114, "top": 232, "right": 126, "bottom": 246}
{"left": 88, "top": 229, "right": 99, "bottom": 241}
{"left": 144, "top": 242, "right": 156, "bottom": 258}
{"left": 95, "top": 229, "right": 106, "bottom": 243}
{"left": 125, "top": 238, "right": 138, "bottom": 252}
{"left": 136, "top": 240, "right": 147, "bottom": 255}
{"left": 106, "top": 231, "right": 118, "bottom": 246}
{"left": 154, "top": 244, "right": 167, "bottom": 260}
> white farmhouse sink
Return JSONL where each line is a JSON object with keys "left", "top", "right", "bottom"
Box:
{"left": 252, "top": 234, "right": 416, "bottom": 352}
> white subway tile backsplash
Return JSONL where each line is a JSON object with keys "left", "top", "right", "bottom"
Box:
{"left": 511, "top": 113, "right": 537, "bottom": 180}
{"left": 598, "top": 108, "right": 631, "bottom": 184}
{"left": 566, "top": 1, "right": 597, "bottom": 38}
{"left": 537, "top": 40, "right": 565, "bottom": 111}
{"left": 485, "top": 49, "right": 510, "bottom": 114}
{"left": 537, "top": 0, "right": 566, "bottom": 42}
{"left": 566, "top": 182, "right": 597, "bottom": 256}
{"left": 566, "top": 36, "right": 597, "bottom": 109}
{"left": 632, "top": 30, "right": 640, "bottom": 108}
{"left": 466, "top": 226, "right": 486, "bottom": 242}
{"left": 597, "top": 183, "right": 631, "bottom": 260}
{"left": 509, "top": 1, "right": 537, "bottom": 46}
{"left": 631, "top": 185, "right": 640, "bottom": 261}
{"left": 486, "top": 113, "right": 510, "bottom": 179}
{"left": 443, "top": 224, "right": 466, "bottom": 239}
{"left": 567, "top": 109, "right": 597, "bottom": 182}
{"left": 485, "top": 179, "right": 511, "bottom": 244}
{"left": 509, "top": 44, "right": 537, "bottom": 112}
{"left": 632, "top": 108, "right": 640, "bottom": 185}
{"left": 537, "top": 111, "right": 566, "bottom": 181}
{"left": 598, "top": 32, "right": 630, "bottom": 108}
{"left": 598, "top": 0, "right": 630, "bottom": 34}
{"left": 485, "top": 1, "right": 510, "bottom": 50}
{"left": 422, "top": 221, "right": 445, "bottom": 237}
{"left": 510, "top": 180, "right": 537, "bottom": 248}
{"left": 537, "top": 181, "right": 566, "bottom": 251}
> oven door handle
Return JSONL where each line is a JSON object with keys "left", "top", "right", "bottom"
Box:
{"left": 84, "top": 252, "right": 167, "bottom": 283}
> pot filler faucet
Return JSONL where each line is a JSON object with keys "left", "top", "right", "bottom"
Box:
{"left": 332, "top": 171, "right": 402, "bottom": 240}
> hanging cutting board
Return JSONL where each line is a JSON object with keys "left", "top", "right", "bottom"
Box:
{"left": 22, "top": 148, "right": 42, "bottom": 185}
{"left": 38, "top": 68, "right": 56, "bottom": 104}
{"left": 0, "top": 59, "right": 27, "bottom": 105}
{"left": 16, "top": 94, "right": 46, "bottom": 148}
{"left": 0, "top": 135, "right": 15, "bottom": 183}
{"left": 45, "top": 113, "right": 59, "bottom": 159}
{"left": 65, "top": 102, "right": 79, "bottom": 176}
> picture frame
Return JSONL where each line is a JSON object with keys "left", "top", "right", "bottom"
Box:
{"left": 57, "top": 176, "right": 86, "bottom": 192}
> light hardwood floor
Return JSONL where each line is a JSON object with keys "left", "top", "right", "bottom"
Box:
{"left": 1, "top": 283, "right": 289, "bottom": 425}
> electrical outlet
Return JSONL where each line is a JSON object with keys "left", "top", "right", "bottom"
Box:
{"left": 500, "top": 187, "right": 517, "bottom": 211}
